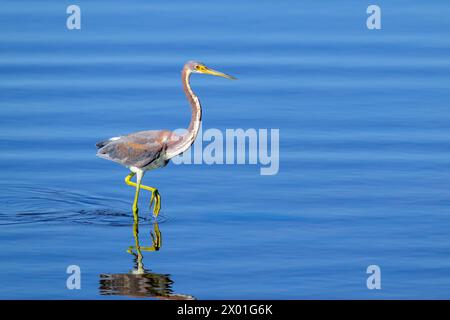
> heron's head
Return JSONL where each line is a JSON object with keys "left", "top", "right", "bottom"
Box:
{"left": 186, "top": 61, "right": 236, "bottom": 80}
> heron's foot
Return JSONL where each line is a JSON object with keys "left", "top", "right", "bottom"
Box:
{"left": 149, "top": 189, "right": 161, "bottom": 218}
{"left": 125, "top": 172, "right": 161, "bottom": 218}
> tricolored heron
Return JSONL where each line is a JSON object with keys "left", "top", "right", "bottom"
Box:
{"left": 96, "top": 61, "right": 236, "bottom": 217}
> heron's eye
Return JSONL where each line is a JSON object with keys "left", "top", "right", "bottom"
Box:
{"left": 195, "top": 65, "right": 201, "bottom": 70}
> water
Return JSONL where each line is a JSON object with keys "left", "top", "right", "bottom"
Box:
{"left": 1, "top": 0, "right": 450, "bottom": 299}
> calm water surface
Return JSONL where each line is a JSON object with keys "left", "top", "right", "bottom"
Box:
{"left": 1, "top": 0, "right": 450, "bottom": 299}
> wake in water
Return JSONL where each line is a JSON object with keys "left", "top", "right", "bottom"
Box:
{"left": 0, "top": 184, "right": 168, "bottom": 226}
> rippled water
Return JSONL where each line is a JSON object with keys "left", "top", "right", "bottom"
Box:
{"left": 1, "top": 0, "right": 450, "bottom": 299}
{"left": 0, "top": 185, "right": 163, "bottom": 226}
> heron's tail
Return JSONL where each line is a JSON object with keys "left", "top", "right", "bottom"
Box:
{"left": 96, "top": 136, "right": 122, "bottom": 149}
{"left": 96, "top": 140, "right": 110, "bottom": 149}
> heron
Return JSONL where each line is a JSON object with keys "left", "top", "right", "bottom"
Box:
{"left": 96, "top": 61, "right": 236, "bottom": 218}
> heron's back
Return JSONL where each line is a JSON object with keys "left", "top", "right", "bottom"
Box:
{"left": 96, "top": 130, "right": 173, "bottom": 169}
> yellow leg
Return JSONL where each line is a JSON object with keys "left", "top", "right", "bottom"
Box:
{"left": 126, "top": 173, "right": 161, "bottom": 272}
{"left": 131, "top": 175, "right": 141, "bottom": 214}
{"left": 125, "top": 172, "right": 161, "bottom": 217}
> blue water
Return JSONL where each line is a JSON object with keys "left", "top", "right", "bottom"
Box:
{"left": 1, "top": 0, "right": 450, "bottom": 299}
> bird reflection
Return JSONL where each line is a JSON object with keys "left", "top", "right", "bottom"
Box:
{"left": 99, "top": 205, "right": 194, "bottom": 299}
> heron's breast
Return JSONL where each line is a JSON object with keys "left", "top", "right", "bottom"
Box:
{"left": 141, "top": 153, "right": 169, "bottom": 171}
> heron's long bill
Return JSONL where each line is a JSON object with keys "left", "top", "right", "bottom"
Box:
{"left": 202, "top": 67, "right": 237, "bottom": 80}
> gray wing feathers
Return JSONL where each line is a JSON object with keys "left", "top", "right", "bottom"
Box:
{"left": 96, "top": 131, "right": 167, "bottom": 168}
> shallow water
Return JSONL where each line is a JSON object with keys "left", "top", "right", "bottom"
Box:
{"left": 1, "top": 0, "right": 450, "bottom": 299}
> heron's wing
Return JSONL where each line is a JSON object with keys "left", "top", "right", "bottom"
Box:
{"left": 96, "top": 130, "right": 171, "bottom": 168}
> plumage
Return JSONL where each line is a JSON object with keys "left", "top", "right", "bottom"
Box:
{"left": 96, "top": 130, "right": 174, "bottom": 170}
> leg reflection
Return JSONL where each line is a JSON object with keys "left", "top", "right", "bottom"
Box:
{"left": 127, "top": 210, "right": 161, "bottom": 274}
{"left": 99, "top": 203, "right": 194, "bottom": 299}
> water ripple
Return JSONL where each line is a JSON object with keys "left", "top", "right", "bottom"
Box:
{"left": 0, "top": 185, "right": 166, "bottom": 226}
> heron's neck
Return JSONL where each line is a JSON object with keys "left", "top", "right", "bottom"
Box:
{"left": 166, "top": 68, "right": 202, "bottom": 158}
{"left": 183, "top": 68, "right": 202, "bottom": 136}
